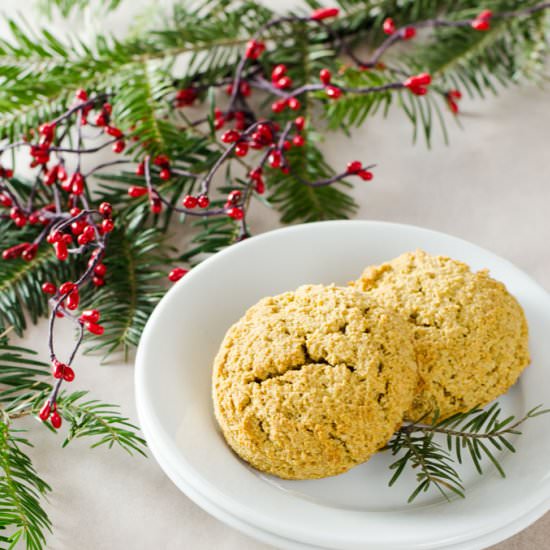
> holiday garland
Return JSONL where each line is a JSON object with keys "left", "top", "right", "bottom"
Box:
{"left": 0, "top": 0, "right": 549, "bottom": 547}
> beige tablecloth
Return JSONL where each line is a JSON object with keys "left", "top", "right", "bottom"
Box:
{"left": 3, "top": 2, "right": 550, "bottom": 549}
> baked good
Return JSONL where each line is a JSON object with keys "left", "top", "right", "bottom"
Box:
{"left": 354, "top": 250, "right": 530, "bottom": 421}
{"left": 212, "top": 284, "right": 418, "bottom": 479}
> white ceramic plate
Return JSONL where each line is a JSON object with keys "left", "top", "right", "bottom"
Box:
{"left": 135, "top": 220, "right": 550, "bottom": 550}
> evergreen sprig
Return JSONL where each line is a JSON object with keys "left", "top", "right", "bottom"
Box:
{"left": 388, "top": 403, "right": 550, "bottom": 502}
{"left": 0, "top": 424, "right": 52, "bottom": 550}
{"left": 0, "top": 331, "right": 146, "bottom": 547}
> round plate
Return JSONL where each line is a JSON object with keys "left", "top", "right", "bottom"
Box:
{"left": 136, "top": 220, "right": 550, "bottom": 549}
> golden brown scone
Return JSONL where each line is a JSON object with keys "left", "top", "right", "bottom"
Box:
{"left": 212, "top": 284, "right": 417, "bottom": 480}
{"left": 354, "top": 250, "right": 530, "bottom": 421}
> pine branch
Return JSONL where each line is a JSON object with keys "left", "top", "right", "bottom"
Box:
{"left": 387, "top": 403, "right": 550, "bottom": 502}
{"left": 0, "top": 423, "right": 52, "bottom": 550}
{"left": 80, "top": 225, "right": 172, "bottom": 360}
{"left": 53, "top": 391, "right": 146, "bottom": 456}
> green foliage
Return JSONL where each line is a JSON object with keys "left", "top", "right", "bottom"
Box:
{"left": 38, "top": 0, "right": 123, "bottom": 17}
{"left": 0, "top": 424, "right": 52, "bottom": 550}
{"left": 388, "top": 403, "right": 550, "bottom": 502}
{"left": 0, "top": 331, "right": 146, "bottom": 548}
{"left": 81, "top": 226, "right": 172, "bottom": 360}
{"left": 55, "top": 391, "right": 146, "bottom": 455}
{"left": 267, "top": 141, "right": 357, "bottom": 223}
{"left": 0, "top": 332, "right": 50, "bottom": 407}
{"left": 179, "top": 215, "right": 239, "bottom": 265}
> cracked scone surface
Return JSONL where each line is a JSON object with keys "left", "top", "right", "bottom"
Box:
{"left": 354, "top": 250, "right": 530, "bottom": 421}
{"left": 212, "top": 284, "right": 418, "bottom": 480}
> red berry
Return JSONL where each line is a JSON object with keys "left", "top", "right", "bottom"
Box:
{"left": 358, "top": 170, "right": 374, "bottom": 181}
{"left": 182, "top": 195, "right": 198, "bottom": 209}
{"left": 325, "top": 86, "right": 342, "bottom": 99}
{"left": 42, "top": 282, "right": 56, "bottom": 294}
{"left": 449, "top": 89, "right": 462, "bottom": 99}
{"left": 62, "top": 234, "right": 73, "bottom": 245}
{"left": 227, "top": 207, "right": 244, "bottom": 220}
{"left": 410, "top": 85, "right": 428, "bottom": 96}
{"left": 94, "top": 263, "right": 107, "bottom": 277}
{"left": 103, "top": 102, "right": 113, "bottom": 115}
{"left": 59, "top": 281, "right": 75, "bottom": 295}
{"left": 66, "top": 289, "right": 80, "bottom": 310}
{"left": 283, "top": 140, "right": 292, "bottom": 151}
{"left": 70, "top": 172, "right": 85, "bottom": 195}
{"left": 92, "top": 276, "right": 105, "bottom": 287}
{"left": 221, "top": 130, "right": 240, "bottom": 144}
{"left": 471, "top": 18, "right": 490, "bottom": 31}
{"left": 153, "top": 154, "right": 170, "bottom": 167}
{"left": 75, "top": 88, "right": 88, "bottom": 101}
{"left": 38, "top": 401, "right": 51, "bottom": 421}
{"left": 136, "top": 162, "right": 145, "bottom": 176}
{"left": 105, "top": 126, "right": 123, "bottom": 138}
{"left": 99, "top": 202, "right": 113, "bottom": 217}
{"left": 447, "top": 98, "right": 459, "bottom": 114}
{"left": 478, "top": 9, "right": 493, "bottom": 20}
{"left": 54, "top": 241, "right": 68, "bottom": 261}
{"left": 245, "top": 39, "right": 265, "bottom": 60}
{"left": 249, "top": 168, "right": 263, "bottom": 181}
{"left": 168, "top": 267, "right": 188, "bottom": 282}
{"left": 94, "top": 113, "right": 107, "bottom": 127}
{"left": 292, "top": 135, "right": 305, "bottom": 147}
{"left": 52, "top": 360, "right": 65, "bottom": 379}
{"left": 255, "top": 178, "right": 265, "bottom": 194}
{"left": 294, "top": 116, "right": 305, "bottom": 131}
{"left": 402, "top": 27, "right": 416, "bottom": 40}
{"left": 39, "top": 122, "right": 56, "bottom": 138}
{"left": 70, "top": 207, "right": 81, "bottom": 216}
{"left": 346, "top": 161, "right": 362, "bottom": 174}
{"left": 0, "top": 194, "right": 12, "bottom": 207}
{"left": 150, "top": 197, "right": 162, "bottom": 214}
{"left": 85, "top": 321, "right": 104, "bottom": 335}
{"left": 128, "top": 185, "right": 148, "bottom": 198}
{"left": 383, "top": 17, "right": 396, "bottom": 35}
{"left": 271, "top": 64, "right": 287, "bottom": 81}
{"left": 14, "top": 216, "right": 27, "bottom": 228}
{"left": 275, "top": 76, "right": 292, "bottom": 89}
{"left": 112, "top": 140, "right": 125, "bottom": 154}
{"left": 288, "top": 98, "right": 301, "bottom": 111}
{"left": 319, "top": 68, "right": 332, "bottom": 85}
{"left": 80, "top": 309, "right": 101, "bottom": 323}
{"left": 240, "top": 81, "right": 251, "bottom": 97}
{"left": 21, "top": 244, "right": 37, "bottom": 262}
{"left": 197, "top": 194, "right": 210, "bottom": 208}
{"left": 404, "top": 73, "right": 432, "bottom": 90}
{"left": 57, "top": 165, "right": 67, "bottom": 181}
{"left": 227, "top": 190, "right": 242, "bottom": 204}
{"left": 310, "top": 7, "right": 339, "bottom": 20}
{"left": 71, "top": 220, "right": 85, "bottom": 235}
{"left": 159, "top": 168, "right": 171, "bottom": 180}
{"left": 271, "top": 99, "right": 287, "bottom": 113}
{"left": 175, "top": 88, "right": 197, "bottom": 107}
{"left": 50, "top": 412, "right": 62, "bottom": 429}
{"left": 63, "top": 366, "right": 75, "bottom": 382}
{"left": 268, "top": 149, "right": 282, "bottom": 168}
{"left": 234, "top": 142, "right": 249, "bottom": 157}
{"left": 101, "top": 219, "right": 114, "bottom": 233}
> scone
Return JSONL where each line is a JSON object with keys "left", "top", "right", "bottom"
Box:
{"left": 212, "top": 284, "right": 418, "bottom": 480}
{"left": 354, "top": 250, "right": 530, "bottom": 421}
